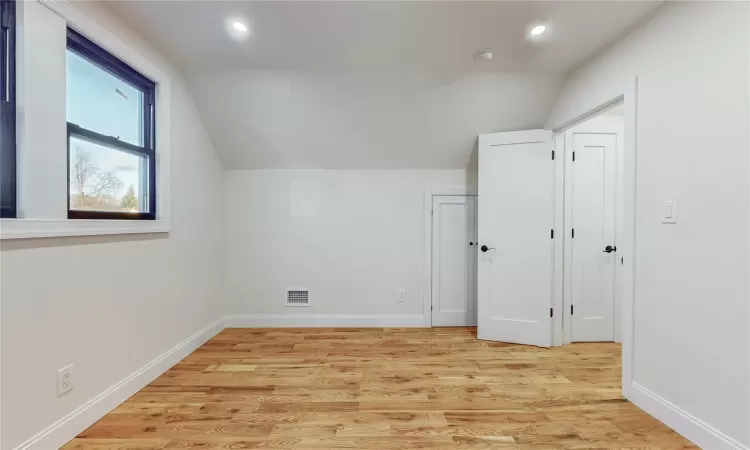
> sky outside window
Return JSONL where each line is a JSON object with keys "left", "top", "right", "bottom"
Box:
{"left": 66, "top": 50, "right": 146, "bottom": 212}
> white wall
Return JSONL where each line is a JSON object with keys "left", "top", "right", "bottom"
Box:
{"left": 548, "top": 2, "right": 750, "bottom": 448}
{"left": 1, "top": 2, "right": 225, "bottom": 449}
{"left": 225, "top": 170, "right": 474, "bottom": 323}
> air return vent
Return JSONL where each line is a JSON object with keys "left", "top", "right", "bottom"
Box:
{"left": 286, "top": 288, "right": 310, "bottom": 307}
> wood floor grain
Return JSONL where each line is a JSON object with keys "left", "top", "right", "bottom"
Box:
{"left": 63, "top": 328, "right": 696, "bottom": 449}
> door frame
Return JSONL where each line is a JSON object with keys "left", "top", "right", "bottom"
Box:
{"left": 423, "top": 187, "right": 478, "bottom": 327}
{"left": 562, "top": 116, "right": 625, "bottom": 344}
{"left": 549, "top": 76, "right": 638, "bottom": 394}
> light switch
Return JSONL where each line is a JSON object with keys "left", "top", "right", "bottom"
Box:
{"left": 662, "top": 200, "right": 677, "bottom": 224}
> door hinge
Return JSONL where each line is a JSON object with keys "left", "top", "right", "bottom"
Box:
{"left": 551, "top": 150, "right": 555, "bottom": 160}
{"left": 571, "top": 305, "right": 574, "bottom": 315}
{"left": 572, "top": 151, "right": 576, "bottom": 162}
{"left": 550, "top": 229, "right": 554, "bottom": 239}
{"left": 572, "top": 228, "right": 575, "bottom": 238}
{"left": 550, "top": 308, "right": 553, "bottom": 318}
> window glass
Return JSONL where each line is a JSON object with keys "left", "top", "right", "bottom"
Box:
{"left": 69, "top": 136, "right": 148, "bottom": 213}
{"left": 66, "top": 50, "right": 144, "bottom": 147}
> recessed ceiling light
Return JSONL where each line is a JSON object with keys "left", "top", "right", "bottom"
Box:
{"left": 232, "top": 21, "right": 249, "bottom": 33}
{"left": 475, "top": 49, "right": 494, "bottom": 62}
{"left": 225, "top": 16, "right": 251, "bottom": 41}
{"left": 530, "top": 25, "right": 547, "bottom": 36}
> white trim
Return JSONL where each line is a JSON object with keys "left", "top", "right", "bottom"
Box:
{"left": 552, "top": 132, "right": 565, "bottom": 346}
{"left": 0, "top": 219, "right": 169, "bottom": 239}
{"left": 13, "top": 318, "right": 224, "bottom": 450}
{"left": 422, "top": 186, "right": 478, "bottom": 326}
{"left": 479, "top": 129, "right": 552, "bottom": 147}
{"left": 549, "top": 96, "right": 625, "bottom": 133}
{"left": 7, "top": 0, "right": 172, "bottom": 239}
{"left": 224, "top": 314, "right": 428, "bottom": 328}
{"left": 620, "top": 77, "right": 638, "bottom": 393}
{"left": 629, "top": 383, "right": 748, "bottom": 450}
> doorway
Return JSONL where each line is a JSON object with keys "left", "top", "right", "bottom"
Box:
{"left": 430, "top": 195, "right": 478, "bottom": 327}
{"left": 564, "top": 106, "right": 624, "bottom": 342}
{"left": 473, "top": 82, "right": 636, "bottom": 351}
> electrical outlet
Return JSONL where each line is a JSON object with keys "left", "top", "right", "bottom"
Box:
{"left": 57, "top": 364, "right": 74, "bottom": 396}
{"left": 398, "top": 288, "right": 406, "bottom": 302}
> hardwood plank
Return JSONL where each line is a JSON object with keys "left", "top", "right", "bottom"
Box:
{"left": 62, "top": 328, "right": 697, "bottom": 449}
{"left": 63, "top": 439, "right": 170, "bottom": 450}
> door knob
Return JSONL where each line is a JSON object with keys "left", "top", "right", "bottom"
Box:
{"left": 480, "top": 245, "right": 495, "bottom": 252}
{"left": 603, "top": 245, "right": 617, "bottom": 253}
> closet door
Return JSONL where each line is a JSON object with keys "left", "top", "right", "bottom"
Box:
{"left": 431, "top": 195, "right": 477, "bottom": 327}
{"left": 570, "top": 133, "right": 617, "bottom": 342}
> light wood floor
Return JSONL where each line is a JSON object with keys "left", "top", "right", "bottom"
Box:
{"left": 64, "top": 328, "right": 696, "bottom": 449}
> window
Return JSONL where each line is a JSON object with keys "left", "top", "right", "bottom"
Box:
{"left": 0, "top": 0, "right": 15, "bottom": 218}
{"left": 66, "top": 28, "right": 156, "bottom": 220}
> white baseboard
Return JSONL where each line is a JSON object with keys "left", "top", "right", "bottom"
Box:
{"left": 14, "top": 318, "right": 225, "bottom": 450}
{"left": 223, "top": 313, "right": 428, "bottom": 328}
{"left": 17, "top": 318, "right": 741, "bottom": 450}
{"left": 629, "top": 382, "right": 748, "bottom": 450}
{"left": 11, "top": 314, "right": 423, "bottom": 449}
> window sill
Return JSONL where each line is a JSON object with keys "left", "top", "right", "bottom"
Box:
{"left": 0, "top": 218, "right": 169, "bottom": 240}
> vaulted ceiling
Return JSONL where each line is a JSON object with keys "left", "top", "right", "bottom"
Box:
{"left": 108, "top": 1, "right": 660, "bottom": 169}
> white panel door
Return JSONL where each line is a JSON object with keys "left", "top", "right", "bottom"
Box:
{"left": 477, "top": 130, "right": 555, "bottom": 347}
{"left": 571, "top": 133, "right": 617, "bottom": 342}
{"left": 431, "top": 196, "right": 477, "bottom": 326}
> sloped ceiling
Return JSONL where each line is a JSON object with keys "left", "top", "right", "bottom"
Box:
{"left": 184, "top": 71, "right": 560, "bottom": 169}
{"left": 108, "top": 1, "right": 660, "bottom": 169}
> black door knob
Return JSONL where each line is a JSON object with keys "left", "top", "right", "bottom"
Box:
{"left": 480, "top": 245, "right": 495, "bottom": 252}
{"left": 603, "top": 245, "right": 617, "bottom": 253}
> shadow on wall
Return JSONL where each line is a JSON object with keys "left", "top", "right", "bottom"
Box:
{"left": 0, "top": 232, "right": 169, "bottom": 252}
{"left": 466, "top": 138, "right": 479, "bottom": 192}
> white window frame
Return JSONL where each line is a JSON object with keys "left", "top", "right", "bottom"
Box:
{"left": 0, "top": 0, "right": 171, "bottom": 239}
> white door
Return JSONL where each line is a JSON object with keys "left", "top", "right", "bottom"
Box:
{"left": 571, "top": 133, "right": 617, "bottom": 342}
{"left": 431, "top": 195, "right": 477, "bottom": 326}
{"left": 477, "top": 130, "right": 555, "bottom": 347}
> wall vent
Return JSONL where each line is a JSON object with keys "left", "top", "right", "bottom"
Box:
{"left": 286, "top": 288, "right": 310, "bottom": 307}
